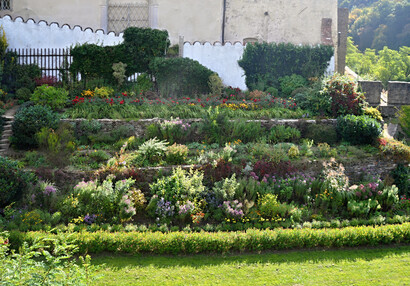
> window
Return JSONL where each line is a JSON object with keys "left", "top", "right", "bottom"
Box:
{"left": 0, "top": 0, "right": 11, "bottom": 11}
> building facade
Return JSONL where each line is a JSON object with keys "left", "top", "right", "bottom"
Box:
{"left": 2, "top": 0, "right": 338, "bottom": 46}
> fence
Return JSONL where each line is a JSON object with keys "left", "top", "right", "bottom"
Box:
{"left": 6, "top": 48, "right": 138, "bottom": 82}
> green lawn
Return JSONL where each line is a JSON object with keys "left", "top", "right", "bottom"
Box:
{"left": 92, "top": 246, "right": 410, "bottom": 285}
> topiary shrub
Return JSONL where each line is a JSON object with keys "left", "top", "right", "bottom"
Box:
{"left": 30, "top": 84, "right": 69, "bottom": 110}
{"left": 0, "top": 156, "right": 37, "bottom": 208}
{"left": 390, "top": 163, "right": 409, "bottom": 197}
{"left": 11, "top": 105, "right": 60, "bottom": 149}
{"left": 337, "top": 115, "right": 382, "bottom": 145}
{"left": 15, "top": 87, "right": 32, "bottom": 102}
{"left": 150, "top": 57, "right": 214, "bottom": 97}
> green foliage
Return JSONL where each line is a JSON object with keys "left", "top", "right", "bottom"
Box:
{"left": 208, "top": 73, "right": 224, "bottom": 96}
{"left": 122, "top": 27, "right": 170, "bottom": 74}
{"left": 279, "top": 74, "right": 308, "bottom": 97}
{"left": 364, "top": 106, "right": 383, "bottom": 122}
{"left": 137, "top": 137, "right": 168, "bottom": 165}
{"left": 347, "top": 37, "right": 410, "bottom": 85}
{"left": 15, "top": 87, "right": 32, "bottom": 101}
{"left": 0, "top": 157, "right": 37, "bottom": 208}
{"left": 0, "top": 232, "right": 99, "bottom": 285}
{"left": 238, "top": 42, "right": 333, "bottom": 90}
{"left": 293, "top": 81, "right": 332, "bottom": 116}
{"left": 2, "top": 51, "right": 41, "bottom": 92}
{"left": 150, "top": 167, "right": 205, "bottom": 204}
{"left": 305, "top": 124, "right": 339, "bottom": 145}
{"left": 200, "top": 106, "right": 230, "bottom": 144}
{"left": 348, "top": 0, "right": 410, "bottom": 51}
{"left": 268, "top": 125, "right": 301, "bottom": 144}
{"left": 17, "top": 223, "right": 410, "bottom": 255}
{"left": 166, "top": 143, "right": 188, "bottom": 165}
{"left": 112, "top": 62, "right": 127, "bottom": 86}
{"left": 391, "top": 164, "right": 409, "bottom": 197}
{"left": 398, "top": 105, "right": 410, "bottom": 137}
{"left": 150, "top": 57, "right": 214, "bottom": 97}
{"left": 321, "top": 74, "right": 366, "bottom": 116}
{"left": 136, "top": 73, "right": 154, "bottom": 92}
{"left": 30, "top": 84, "right": 69, "bottom": 110}
{"left": 11, "top": 105, "right": 60, "bottom": 149}
{"left": 337, "top": 115, "right": 382, "bottom": 145}
{"left": 212, "top": 174, "right": 240, "bottom": 202}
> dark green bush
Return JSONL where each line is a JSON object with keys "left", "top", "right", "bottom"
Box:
{"left": 2, "top": 51, "right": 41, "bottom": 92}
{"left": 279, "top": 74, "right": 308, "bottom": 97}
{"left": 0, "top": 156, "right": 37, "bottom": 208}
{"left": 337, "top": 115, "right": 382, "bottom": 145}
{"left": 11, "top": 105, "right": 60, "bottom": 149}
{"left": 150, "top": 57, "right": 214, "bottom": 97}
{"left": 15, "top": 87, "right": 32, "bottom": 102}
{"left": 391, "top": 164, "right": 409, "bottom": 197}
{"left": 268, "top": 125, "right": 301, "bottom": 144}
{"left": 305, "top": 124, "right": 339, "bottom": 145}
{"left": 238, "top": 42, "right": 333, "bottom": 90}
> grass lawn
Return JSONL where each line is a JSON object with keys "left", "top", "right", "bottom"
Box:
{"left": 92, "top": 246, "right": 410, "bottom": 285}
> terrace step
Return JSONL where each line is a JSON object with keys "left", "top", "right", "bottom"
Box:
{"left": 0, "top": 138, "right": 9, "bottom": 144}
{"left": 3, "top": 124, "right": 12, "bottom": 129}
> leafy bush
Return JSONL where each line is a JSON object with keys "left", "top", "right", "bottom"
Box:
{"left": 305, "top": 123, "right": 338, "bottom": 145}
{"left": 337, "top": 115, "right": 382, "bottom": 145}
{"left": 238, "top": 42, "right": 333, "bottom": 90}
{"left": 293, "top": 81, "right": 331, "bottom": 116}
{"left": 18, "top": 223, "right": 410, "bottom": 255}
{"left": 378, "top": 137, "right": 410, "bottom": 162}
{"left": 391, "top": 164, "right": 409, "bottom": 197}
{"left": 321, "top": 75, "right": 366, "bottom": 117}
{"left": 150, "top": 57, "right": 214, "bottom": 97}
{"left": 30, "top": 84, "right": 69, "bottom": 110}
{"left": 279, "top": 74, "right": 308, "bottom": 97}
{"left": 15, "top": 87, "right": 32, "bottom": 102}
{"left": 268, "top": 125, "right": 301, "bottom": 144}
{"left": 137, "top": 137, "right": 168, "bottom": 165}
{"left": 398, "top": 105, "right": 410, "bottom": 137}
{"left": 0, "top": 156, "right": 37, "bottom": 208}
{"left": 364, "top": 107, "right": 383, "bottom": 122}
{"left": 11, "top": 105, "right": 60, "bottom": 149}
{"left": 166, "top": 143, "right": 188, "bottom": 165}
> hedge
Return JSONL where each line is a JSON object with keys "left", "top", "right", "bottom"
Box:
{"left": 14, "top": 223, "right": 410, "bottom": 255}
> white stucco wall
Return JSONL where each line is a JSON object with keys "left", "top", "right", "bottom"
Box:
{"left": 0, "top": 15, "right": 123, "bottom": 49}
{"left": 183, "top": 42, "right": 247, "bottom": 90}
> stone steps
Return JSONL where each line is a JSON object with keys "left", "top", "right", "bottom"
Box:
{"left": 0, "top": 116, "right": 14, "bottom": 155}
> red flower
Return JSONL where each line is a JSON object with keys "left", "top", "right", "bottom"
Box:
{"left": 119, "top": 100, "right": 125, "bottom": 104}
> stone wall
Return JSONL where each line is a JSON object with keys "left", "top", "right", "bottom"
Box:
{"left": 358, "top": 80, "right": 383, "bottom": 106}
{"left": 388, "top": 81, "right": 410, "bottom": 106}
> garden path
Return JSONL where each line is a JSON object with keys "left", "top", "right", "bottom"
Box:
{"left": 0, "top": 105, "right": 19, "bottom": 156}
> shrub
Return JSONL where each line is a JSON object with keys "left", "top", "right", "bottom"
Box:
{"left": 208, "top": 73, "right": 224, "bottom": 96}
{"left": 11, "top": 105, "right": 60, "bottom": 149}
{"left": 379, "top": 137, "right": 410, "bottom": 162}
{"left": 364, "top": 107, "right": 383, "bottom": 122}
{"left": 398, "top": 105, "right": 410, "bottom": 137}
{"left": 293, "top": 81, "right": 331, "bottom": 116}
{"left": 0, "top": 156, "right": 37, "bottom": 208}
{"left": 149, "top": 57, "right": 214, "bottom": 97}
{"left": 321, "top": 74, "right": 366, "bottom": 117}
{"left": 391, "top": 164, "right": 409, "bottom": 197}
{"left": 30, "top": 84, "right": 69, "bottom": 110}
{"left": 305, "top": 124, "right": 338, "bottom": 145}
{"left": 34, "top": 75, "right": 59, "bottom": 87}
{"left": 268, "top": 125, "right": 301, "bottom": 144}
{"left": 137, "top": 137, "right": 168, "bottom": 165}
{"left": 166, "top": 143, "right": 188, "bottom": 165}
{"left": 15, "top": 87, "right": 32, "bottom": 102}
{"left": 279, "top": 74, "right": 308, "bottom": 97}
{"left": 337, "top": 115, "right": 382, "bottom": 145}
{"left": 94, "top": 86, "right": 114, "bottom": 98}
{"left": 238, "top": 42, "right": 333, "bottom": 90}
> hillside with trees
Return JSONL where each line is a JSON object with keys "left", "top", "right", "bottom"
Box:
{"left": 341, "top": 0, "right": 409, "bottom": 51}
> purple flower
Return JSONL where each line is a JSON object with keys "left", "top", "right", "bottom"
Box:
{"left": 43, "top": 185, "right": 57, "bottom": 196}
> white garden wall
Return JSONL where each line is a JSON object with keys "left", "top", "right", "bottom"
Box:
{"left": 183, "top": 42, "right": 247, "bottom": 90}
{"left": 0, "top": 15, "right": 122, "bottom": 49}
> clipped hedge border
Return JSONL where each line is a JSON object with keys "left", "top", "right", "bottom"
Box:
{"left": 17, "top": 223, "right": 410, "bottom": 255}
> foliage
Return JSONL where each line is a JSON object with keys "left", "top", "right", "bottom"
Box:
{"left": 0, "top": 156, "right": 37, "bottom": 208}
{"left": 15, "top": 87, "right": 32, "bottom": 102}
{"left": 63, "top": 176, "right": 137, "bottom": 222}
{"left": 137, "top": 137, "right": 168, "bottom": 165}
{"left": 268, "top": 125, "right": 301, "bottom": 144}
{"left": 166, "top": 143, "right": 189, "bottom": 165}
{"left": 30, "top": 84, "right": 69, "bottom": 110}
{"left": 238, "top": 42, "right": 333, "bottom": 90}
{"left": 378, "top": 137, "right": 410, "bottom": 162}
{"left": 94, "top": 86, "right": 114, "bottom": 98}
{"left": 292, "top": 80, "right": 332, "bottom": 116}
{"left": 112, "top": 62, "right": 127, "bottom": 86}
{"left": 347, "top": 0, "right": 410, "bottom": 51}
{"left": 11, "top": 105, "right": 60, "bottom": 149}
{"left": 208, "top": 73, "right": 224, "bottom": 96}
{"left": 17, "top": 223, "right": 410, "bottom": 255}
{"left": 391, "top": 163, "right": 409, "bottom": 197}
{"left": 199, "top": 106, "right": 230, "bottom": 144}
{"left": 337, "top": 114, "right": 382, "bottom": 145}
{"left": 321, "top": 74, "right": 366, "bottom": 116}
{"left": 279, "top": 74, "right": 308, "bottom": 97}
{"left": 398, "top": 105, "right": 410, "bottom": 137}
{"left": 346, "top": 37, "right": 410, "bottom": 85}
{"left": 150, "top": 57, "right": 214, "bottom": 97}
{"left": 364, "top": 106, "right": 383, "bottom": 122}
{"left": 304, "top": 123, "right": 338, "bottom": 145}
{"left": 0, "top": 232, "right": 99, "bottom": 285}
